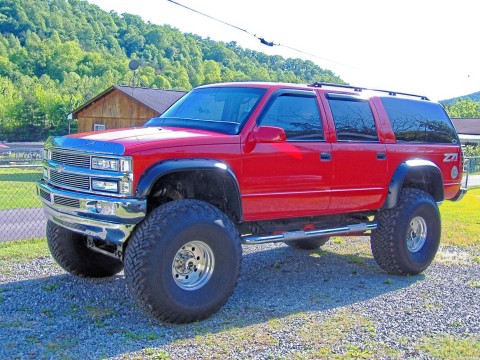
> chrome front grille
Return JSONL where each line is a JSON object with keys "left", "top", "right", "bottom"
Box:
{"left": 51, "top": 151, "right": 90, "bottom": 168}
{"left": 54, "top": 195, "right": 80, "bottom": 208}
{"left": 39, "top": 188, "right": 51, "bottom": 202}
{"left": 50, "top": 170, "right": 90, "bottom": 190}
{"left": 44, "top": 147, "right": 132, "bottom": 197}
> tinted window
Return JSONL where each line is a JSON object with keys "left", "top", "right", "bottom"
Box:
{"left": 381, "top": 98, "right": 458, "bottom": 144}
{"left": 145, "top": 87, "right": 266, "bottom": 135}
{"left": 259, "top": 94, "right": 323, "bottom": 141}
{"left": 328, "top": 98, "right": 379, "bottom": 141}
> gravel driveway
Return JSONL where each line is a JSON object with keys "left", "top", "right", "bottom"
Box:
{"left": 1, "top": 238, "right": 479, "bottom": 359}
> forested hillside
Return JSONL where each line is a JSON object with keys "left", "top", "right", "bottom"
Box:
{"left": 441, "top": 92, "right": 480, "bottom": 119}
{"left": 442, "top": 91, "right": 480, "bottom": 106}
{"left": 0, "top": 0, "right": 344, "bottom": 141}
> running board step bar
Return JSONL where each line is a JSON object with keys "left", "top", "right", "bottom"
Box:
{"left": 242, "top": 222, "right": 377, "bottom": 245}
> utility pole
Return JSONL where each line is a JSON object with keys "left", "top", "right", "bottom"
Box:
{"left": 68, "top": 94, "right": 73, "bottom": 134}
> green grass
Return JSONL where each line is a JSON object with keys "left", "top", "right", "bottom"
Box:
{"left": 467, "top": 280, "right": 480, "bottom": 289}
{"left": 0, "top": 238, "right": 49, "bottom": 262}
{"left": 0, "top": 167, "right": 43, "bottom": 210}
{"left": 85, "top": 305, "right": 118, "bottom": 328}
{"left": 140, "top": 349, "right": 170, "bottom": 359}
{"left": 440, "top": 188, "right": 480, "bottom": 248}
{"left": 419, "top": 336, "right": 480, "bottom": 359}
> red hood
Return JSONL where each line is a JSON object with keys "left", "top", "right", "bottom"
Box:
{"left": 66, "top": 126, "right": 238, "bottom": 154}
{"left": 72, "top": 127, "right": 215, "bottom": 142}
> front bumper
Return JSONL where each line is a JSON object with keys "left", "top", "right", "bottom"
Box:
{"left": 37, "top": 180, "right": 147, "bottom": 245}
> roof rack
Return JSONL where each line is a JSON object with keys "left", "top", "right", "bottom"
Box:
{"left": 308, "top": 82, "right": 429, "bottom": 101}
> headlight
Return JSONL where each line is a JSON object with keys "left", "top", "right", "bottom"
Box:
{"left": 92, "top": 179, "right": 119, "bottom": 193}
{"left": 120, "top": 159, "right": 131, "bottom": 172}
{"left": 92, "top": 157, "right": 119, "bottom": 171}
{"left": 91, "top": 157, "right": 132, "bottom": 172}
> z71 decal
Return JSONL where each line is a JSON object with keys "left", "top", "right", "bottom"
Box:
{"left": 443, "top": 153, "right": 458, "bottom": 162}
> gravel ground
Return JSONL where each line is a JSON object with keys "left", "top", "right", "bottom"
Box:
{"left": 0, "top": 237, "right": 479, "bottom": 359}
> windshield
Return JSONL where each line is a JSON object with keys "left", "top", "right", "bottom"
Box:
{"left": 145, "top": 87, "right": 266, "bottom": 134}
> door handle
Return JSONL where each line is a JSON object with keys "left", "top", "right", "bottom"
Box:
{"left": 320, "top": 152, "right": 332, "bottom": 161}
{"left": 377, "top": 152, "right": 387, "bottom": 160}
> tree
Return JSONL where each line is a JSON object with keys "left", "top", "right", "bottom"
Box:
{"left": 152, "top": 75, "right": 171, "bottom": 89}
{"left": 203, "top": 60, "right": 221, "bottom": 84}
{"left": 0, "top": 76, "right": 18, "bottom": 120}
{"left": 0, "top": 56, "right": 14, "bottom": 76}
{"left": 446, "top": 99, "right": 480, "bottom": 118}
{"left": 47, "top": 41, "right": 84, "bottom": 81}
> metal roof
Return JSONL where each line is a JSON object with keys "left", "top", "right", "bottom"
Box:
{"left": 451, "top": 118, "right": 480, "bottom": 135}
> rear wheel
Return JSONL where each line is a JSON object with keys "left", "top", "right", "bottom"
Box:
{"left": 124, "top": 200, "right": 242, "bottom": 323}
{"left": 47, "top": 221, "right": 123, "bottom": 278}
{"left": 371, "top": 188, "right": 441, "bottom": 275}
{"left": 285, "top": 236, "right": 330, "bottom": 250}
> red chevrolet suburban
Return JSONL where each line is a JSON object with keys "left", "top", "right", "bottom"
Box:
{"left": 37, "top": 82, "right": 466, "bottom": 323}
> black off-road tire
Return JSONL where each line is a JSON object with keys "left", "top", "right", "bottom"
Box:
{"left": 46, "top": 221, "right": 124, "bottom": 278}
{"left": 286, "top": 236, "right": 330, "bottom": 250}
{"left": 124, "top": 199, "right": 242, "bottom": 324}
{"left": 371, "top": 188, "right": 441, "bottom": 275}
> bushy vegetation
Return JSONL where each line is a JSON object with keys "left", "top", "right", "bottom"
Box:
{"left": 463, "top": 145, "right": 480, "bottom": 157}
{"left": 0, "top": 0, "right": 344, "bottom": 141}
{"left": 445, "top": 98, "right": 480, "bottom": 118}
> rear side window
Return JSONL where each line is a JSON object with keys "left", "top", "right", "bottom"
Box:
{"left": 328, "top": 97, "right": 379, "bottom": 141}
{"left": 381, "top": 98, "right": 458, "bottom": 144}
{"left": 259, "top": 94, "right": 324, "bottom": 141}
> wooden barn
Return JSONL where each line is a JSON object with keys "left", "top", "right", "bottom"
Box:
{"left": 72, "top": 85, "right": 186, "bottom": 133}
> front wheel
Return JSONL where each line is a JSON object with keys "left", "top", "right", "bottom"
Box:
{"left": 47, "top": 221, "right": 124, "bottom": 278}
{"left": 124, "top": 200, "right": 242, "bottom": 323}
{"left": 371, "top": 188, "right": 441, "bottom": 275}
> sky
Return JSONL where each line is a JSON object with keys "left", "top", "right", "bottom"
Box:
{"left": 88, "top": 0, "right": 479, "bottom": 101}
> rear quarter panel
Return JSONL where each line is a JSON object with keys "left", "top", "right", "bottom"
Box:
{"left": 385, "top": 143, "right": 463, "bottom": 200}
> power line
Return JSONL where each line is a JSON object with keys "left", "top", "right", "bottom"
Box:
{"left": 165, "top": 0, "right": 358, "bottom": 70}
{"left": 166, "top": 0, "right": 253, "bottom": 37}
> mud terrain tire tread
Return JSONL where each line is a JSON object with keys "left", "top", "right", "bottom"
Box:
{"left": 46, "top": 221, "right": 124, "bottom": 278}
{"left": 371, "top": 188, "right": 441, "bottom": 275}
{"left": 124, "top": 199, "right": 242, "bottom": 324}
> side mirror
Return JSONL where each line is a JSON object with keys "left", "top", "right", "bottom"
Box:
{"left": 252, "top": 126, "right": 286, "bottom": 143}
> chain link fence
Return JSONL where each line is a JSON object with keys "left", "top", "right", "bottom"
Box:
{"left": 0, "top": 147, "right": 45, "bottom": 242}
{"left": 466, "top": 156, "right": 480, "bottom": 174}
{"left": 0, "top": 152, "right": 479, "bottom": 242}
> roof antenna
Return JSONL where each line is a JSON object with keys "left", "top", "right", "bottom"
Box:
{"left": 129, "top": 59, "right": 140, "bottom": 87}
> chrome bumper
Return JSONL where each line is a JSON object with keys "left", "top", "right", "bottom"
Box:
{"left": 37, "top": 180, "right": 146, "bottom": 245}
{"left": 451, "top": 171, "right": 469, "bottom": 202}
{"left": 451, "top": 187, "right": 467, "bottom": 202}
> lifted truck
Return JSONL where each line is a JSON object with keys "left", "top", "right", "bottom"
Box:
{"left": 37, "top": 82, "right": 466, "bottom": 323}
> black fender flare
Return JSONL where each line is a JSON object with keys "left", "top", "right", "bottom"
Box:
{"left": 383, "top": 159, "right": 444, "bottom": 209}
{"left": 136, "top": 159, "right": 243, "bottom": 220}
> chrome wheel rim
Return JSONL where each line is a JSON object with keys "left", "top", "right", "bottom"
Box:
{"left": 407, "top": 216, "right": 428, "bottom": 253}
{"left": 172, "top": 241, "right": 215, "bottom": 291}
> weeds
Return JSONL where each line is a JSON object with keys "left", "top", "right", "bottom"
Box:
{"left": 0, "top": 238, "right": 49, "bottom": 262}
{"left": 419, "top": 335, "right": 480, "bottom": 359}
